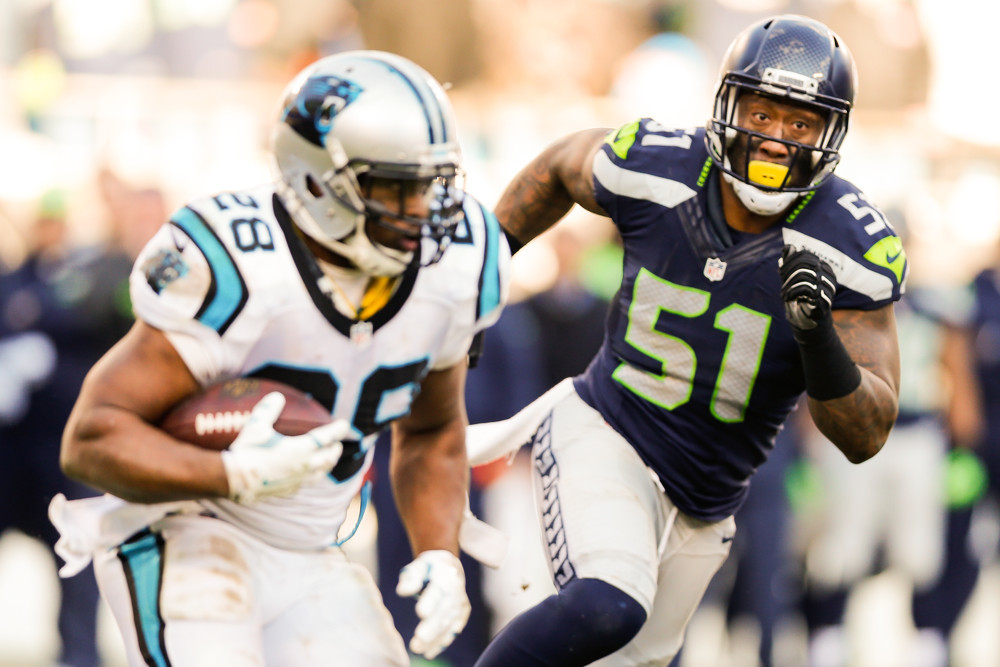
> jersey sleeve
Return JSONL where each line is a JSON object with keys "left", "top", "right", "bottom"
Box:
{"left": 782, "top": 183, "right": 907, "bottom": 311}
{"left": 129, "top": 206, "right": 241, "bottom": 383}
{"left": 592, "top": 118, "right": 700, "bottom": 234}
{"left": 430, "top": 195, "right": 511, "bottom": 370}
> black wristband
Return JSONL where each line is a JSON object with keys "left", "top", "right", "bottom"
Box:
{"left": 503, "top": 228, "right": 524, "bottom": 255}
{"left": 793, "top": 316, "right": 862, "bottom": 401}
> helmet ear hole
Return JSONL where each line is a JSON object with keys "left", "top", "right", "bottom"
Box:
{"left": 305, "top": 175, "right": 323, "bottom": 198}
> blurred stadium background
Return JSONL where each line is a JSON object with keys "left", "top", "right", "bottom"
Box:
{"left": 1, "top": 0, "right": 999, "bottom": 665}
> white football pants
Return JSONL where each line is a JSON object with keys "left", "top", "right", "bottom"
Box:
{"left": 94, "top": 513, "right": 408, "bottom": 666}
{"left": 476, "top": 380, "right": 735, "bottom": 666}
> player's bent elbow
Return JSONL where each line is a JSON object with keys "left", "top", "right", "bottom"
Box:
{"left": 59, "top": 416, "right": 102, "bottom": 486}
{"left": 840, "top": 424, "right": 892, "bottom": 464}
{"left": 59, "top": 435, "right": 89, "bottom": 483}
{"left": 60, "top": 447, "right": 87, "bottom": 484}
{"left": 843, "top": 443, "right": 880, "bottom": 465}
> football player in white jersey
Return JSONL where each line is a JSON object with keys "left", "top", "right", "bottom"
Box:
{"left": 52, "top": 51, "right": 509, "bottom": 666}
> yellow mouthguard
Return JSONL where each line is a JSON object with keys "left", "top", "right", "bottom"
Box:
{"left": 748, "top": 160, "right": 789, "bottom": 187}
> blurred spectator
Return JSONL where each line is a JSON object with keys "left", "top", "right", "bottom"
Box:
{"left": 964, "top": 254, "right": 1000, "bottom": 533}
{"left": 517, "top": 222, "right": 613, "bottom": 389}
{"left": 911, "top": 257, "right": 1000, "bottom": 664}
{"left": 796, "top": 280, "right": 978, "bottom": 667}
{"left": 0, "top": 180, "right": 163, "bottom": 666}
{"left": 723, "top": 420, "right": 802, "bottom": 667}
{"left": 0, "top": 190, "right": 123, "bottom": 667}
{"left": 671, "top": 402, "right": 808, "bottom": 667}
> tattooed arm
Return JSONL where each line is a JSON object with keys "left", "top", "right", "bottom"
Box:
{"left": 807, "top": 305, "right": 900, "bottom": 463}
{"left": 494, "top": 128, "right": 610, "bottom": 244}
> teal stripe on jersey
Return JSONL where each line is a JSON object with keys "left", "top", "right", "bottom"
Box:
{"left": 478, "top": 204, "right": 502, "bottom": 319}
{"left": 119, "top": 532, "right": 170, "bottom": 667}
{"left": 171, "top": 208, "right": 248, "bottom": 335}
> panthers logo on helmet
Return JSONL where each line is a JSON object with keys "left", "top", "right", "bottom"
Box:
{"left": 281, "top": 75, "right": 363, "bottom": 147}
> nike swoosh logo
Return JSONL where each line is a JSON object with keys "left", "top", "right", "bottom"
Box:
{"left": 722, "top": 535, "right": 735, "bottom": 544}
{"left": 886, "top": 250, "right": 902, "bottom": 263}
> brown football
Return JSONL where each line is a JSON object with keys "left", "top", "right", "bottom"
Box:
{"left": 159, "top": 377, "right": 332, "bottom": 451}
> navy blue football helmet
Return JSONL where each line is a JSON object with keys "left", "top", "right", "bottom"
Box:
{"left": 706, "top": 15, "right": 858, "bottom": 215}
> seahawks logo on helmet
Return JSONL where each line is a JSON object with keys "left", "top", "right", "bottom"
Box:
{"left": 281, "top": 75, "right": 363, "bottom": 147}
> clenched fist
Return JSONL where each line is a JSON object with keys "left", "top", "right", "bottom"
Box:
{"left": 778, "top": 245, "right": 836, "bottom": 332}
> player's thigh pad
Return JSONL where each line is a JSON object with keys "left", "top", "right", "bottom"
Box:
{"left": 157, "top": 514, "right": 255, "bottom": 622}
{"left": 594, "top": 511, "right": 735, "bottom": 666}
{"left": 530, "top": 387, "right": 669, "bottom": 612}
{"left": 262, "top": 552, "right": 409, "bottom": 666}
{"left": 160, "top": 515, "right": 407, "bottom": 666}
{"left": 93, "top": 515, "right": 262, "bottom": 667}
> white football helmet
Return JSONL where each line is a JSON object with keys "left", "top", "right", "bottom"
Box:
{"left": 271, "top": 50, "right": 464, "bottom": 276}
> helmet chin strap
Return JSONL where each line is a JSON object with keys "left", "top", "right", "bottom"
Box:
{"left": 316, "top": 220, "right": 413, "bottom": 277}
{"left": 339, "top": 231, "right": 413, "bottom": 277}
{"left": 724, "top": 173, "right": 800, "bottom": 216}
{"left": 281, "top": 185, "right": 413, "bottom": 277}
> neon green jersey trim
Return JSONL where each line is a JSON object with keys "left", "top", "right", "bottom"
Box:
{"left": 606, "top": 119, "right": 641, "bottom": 160}
{"left": 863, "top": 235, "right": 906, "bottom": 284}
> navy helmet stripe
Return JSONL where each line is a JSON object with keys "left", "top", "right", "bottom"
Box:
{"left": 118, "top": 531, "right": 171, "bottom": 667}
{"left": 364, "top": 57, "right": 446, "bottom": 144}
{"left": 170, "top": 208, "right": 249, "bottom": 336}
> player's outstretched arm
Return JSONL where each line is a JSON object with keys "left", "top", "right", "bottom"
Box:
{"left": 494, "top": 128, "right": 609, "bottom": 248}
{"left": 390, "top": 362, "right": 472, "bottom": 658}
{"left": 779, "top": 246, "right": 900, "bottom": 462}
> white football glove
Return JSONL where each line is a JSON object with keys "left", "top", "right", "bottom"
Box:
{"left": 220, "top": 392, "right": 347, "bottom": 505}
{"left": 396, "top": 550, "right": 471, "bottom": 659}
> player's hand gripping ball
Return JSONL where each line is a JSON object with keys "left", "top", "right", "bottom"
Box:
{"left": 778, "top": 245, "right": 837, "bottom": 331}
{"left": 160, "top": 378, "right": 348, "bottom": 504}
{"left": 159, "top": 377, "right": 333, "bottom": 450}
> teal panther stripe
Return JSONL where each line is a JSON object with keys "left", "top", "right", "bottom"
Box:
{"left": 476, "top": 203, "right": 502, "bottom": 320}
{"left": 118, "top": 531, "right": 170, "bottom": 667}
{"left": 170, "top": 207, "right": 248, "bottom": 335}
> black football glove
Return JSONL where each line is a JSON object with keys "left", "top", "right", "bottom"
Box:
{"left": 778, "top": 245, "right": 836, "bottom": 332}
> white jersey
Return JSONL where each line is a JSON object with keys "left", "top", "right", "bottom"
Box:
{"left": 130, "top": 183, "right": 509, "bottom": 549}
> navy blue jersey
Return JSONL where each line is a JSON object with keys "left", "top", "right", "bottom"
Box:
{"left": 574, "top": 120, "right": 906, "bottom": 521}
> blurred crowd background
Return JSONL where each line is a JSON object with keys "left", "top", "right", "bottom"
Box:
{"left": 1, "top": 0, "right": 999, "bottom": 284}
{"left": 1, "top": 0, "right": 999, "bottom": 666}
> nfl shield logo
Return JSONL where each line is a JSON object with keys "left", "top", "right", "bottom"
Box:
{"left": 704, "top": 257, "right": 727, "bottom": 282}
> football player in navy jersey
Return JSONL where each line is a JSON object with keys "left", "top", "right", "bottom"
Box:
{"left": 468, "top": 15, "right": 904, "bottom": 666}
{"left": 53, "top": 51, "right": 509, "bottom": 666}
